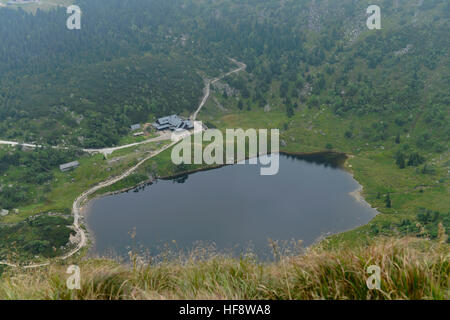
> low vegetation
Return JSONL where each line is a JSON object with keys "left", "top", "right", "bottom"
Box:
{"left": 0, "top": 237, "right": 447, "bottom": 299}
{"left": 0, "top": 0, "right": 448, "bottom": 292}
{"left": 0, "top": 146, "right": 83, "bottom": 210}
{"left": 0, "top": 214, "right": 74, "bottom": 262}
{"left": 0, "top": 140, "right": 170, "bottom": 262}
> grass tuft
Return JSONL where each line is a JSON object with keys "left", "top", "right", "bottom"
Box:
{"left": 0, "top": 237, "right": 447, "bottom": 300}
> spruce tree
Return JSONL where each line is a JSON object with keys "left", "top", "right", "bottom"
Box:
{"left": 385, "top": 193, "right": 392, "bottom": 208}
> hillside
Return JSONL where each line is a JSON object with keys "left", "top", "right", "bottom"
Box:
{"left": 0, "top": 0, "right": 448, "bottom": 279}
{"left": 0, "top": 0, "right": 448, "bottom": 147}
{"left": 0, "top": 237, "right": 448, "bottom": 299}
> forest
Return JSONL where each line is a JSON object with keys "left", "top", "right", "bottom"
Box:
{"left": 0, "top": 0, "right": 448, "bottom": 149}
{"left": 0, "top": 0, "right": 448, "bottom": 259}
{"left": 0, "top": 146, "right": 83, "bottom": 209}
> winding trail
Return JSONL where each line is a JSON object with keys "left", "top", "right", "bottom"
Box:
{"left": 60, "top": 140, "right": 178, "bottom": 263}
{"left": 0, "top": 60, "right": 245, "bottom": 156}
{"left": 83, "top": 132, "right": 172, "bottom": 156}
{"left": 0, "top": 140, "right": 40, "bottom": 149}
{"left": 0, "top": 134, "right": 172, "bottom": 156}
{"left": 0, "top": 59, "right": 246, "bottom": 268}
{"left": 192, "top": 59, "right": 246, "bottom": 121}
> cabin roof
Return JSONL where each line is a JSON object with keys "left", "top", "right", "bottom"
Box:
{"left": 59, "top": 161, "right": 80, "bottom": 171}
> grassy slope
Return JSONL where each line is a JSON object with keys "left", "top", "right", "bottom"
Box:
{"left": 197, "top": 84, "right": 449, "bottom": 246}
{"left": 2, "top": 84, "right": 445, "bottom": 262}
{"left": 0, "top": 214, "right": 75, "bottom": 262}
{"left": 86, "top": 92, "right": 448, "bottom": 249}
{"left": 0, "top": 237, "right": 447, "bottom": 299}
{"left": 0, "top": 0, "right": 72, "bottom": 13}
{"left": 1, "top": 55, "right": 447, "bottom": 263}
{"left": 0, "top": 1, "right": 447, "bottom": 298}
{"left": 2, "top": 140, "right": 170, "bottom": 224}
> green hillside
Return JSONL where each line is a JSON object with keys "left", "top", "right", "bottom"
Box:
{"left": 0, "top": 0, "right": 448, "bottom": 275}
{"left": 0, "top": 237, "right": 448, "bottom": 299}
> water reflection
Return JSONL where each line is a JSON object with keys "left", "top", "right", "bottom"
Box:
{"left": 86, "top": 153, "right": 376, "bottom": 261}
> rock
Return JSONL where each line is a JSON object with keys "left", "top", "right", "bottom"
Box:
{"left": 213, "top": 96, "right": 227, "bottom": 111}
{"left": 394, "top": 44, "right": 413, "bottom": 56}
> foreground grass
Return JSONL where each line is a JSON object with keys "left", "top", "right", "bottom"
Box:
{"left": 0, "top": 237, "right": 448, "bottom": 300}
{"left": 0, "top": 0, "right": 72, "bottom": 13}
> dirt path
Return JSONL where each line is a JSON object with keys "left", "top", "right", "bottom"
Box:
{"left": 82, "top": 132, "right": 172, "bottom": 156}
{"left": 192, "top": 59, "right": 246, "bottom": 120}
{"left": 60, "top": 140, "right": 178, "bottom": 262}
{"left": 0, "top": 59, "right": 246, "bottom": 269}
{"left": 0, "top": 140, "right": 40, "bottom": 148}
{"left": 0, "top": 60, "right": 245, "bottom": 154}
{"left": 0, "top": 134, "right": 172, "bottom": 156}
{"left": 0, "top": 141, "right": 177, "bottom": 269}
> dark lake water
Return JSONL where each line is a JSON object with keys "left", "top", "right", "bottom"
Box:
{"left": 86, "top": 153, "right": 377, "bottom": 260}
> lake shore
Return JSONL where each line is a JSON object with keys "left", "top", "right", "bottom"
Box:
{"left": 84, "top": 151, "right": 378, "bottom": 259}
